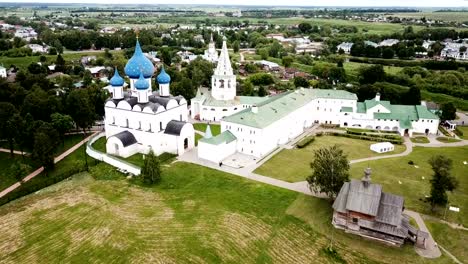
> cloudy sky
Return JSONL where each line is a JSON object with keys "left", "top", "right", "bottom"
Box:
{"left": 3, "top": 0, "right": 468, "bottom": 7}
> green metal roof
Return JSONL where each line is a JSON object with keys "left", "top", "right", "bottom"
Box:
{"left": 373, "top": 104, "right": 438, "bottom": 121}
{"left": 223, "top": 88, "right": 357, "bottom": 128}
{"left": 340, "top": 106, "right": 353, "bottom": 113}
{"left": 364, "top": 99, "right": 391, "bottom": 111}
{"left": 194, "top": 87, "right": 269, "bottom": 107}
{"left": 399, "top": 117, "right": 413, "bottom": 129}
{"left": 357, "top": 102, "right": 366, "bottom": 113}
{"left": 415, "top": 105, "right": 439, "bottom": 119}
{"left": 199, "top": 130, "right": 237, "bottom": 145}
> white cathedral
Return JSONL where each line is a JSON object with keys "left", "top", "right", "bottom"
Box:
{"left": 191, "top": 36, "right": 268, "bottom": 121}
{"left": 104, "top": 38, "right": 195, "bottom": 158}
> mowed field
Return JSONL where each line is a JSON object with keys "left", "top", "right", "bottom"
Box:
{"left": 392, "top": 12, "right": 468, "bottom": 23}
{"left": 350, "top": 146, "right": 468, "bottom": 227}
{"left": 254, "top": 136, "right": 406, "bottom": 182}
{"left": 0, "top": 161, "right": 460, "bottom": 263}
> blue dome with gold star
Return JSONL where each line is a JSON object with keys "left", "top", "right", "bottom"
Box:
{"left": 110, "top": 67, "right": 124, "bottom": 86}
{"left": 124, "top": 40, "right": 155, "bottom": 79}
{"left": 134, "top": 72, "right": 149, "bottom": 90}
{"left": 157, "top": 66, "right": 171, "bottom": 84}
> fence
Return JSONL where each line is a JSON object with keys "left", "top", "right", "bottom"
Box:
{"left": 86, "top": 132, "right": 141, "bottom": 175}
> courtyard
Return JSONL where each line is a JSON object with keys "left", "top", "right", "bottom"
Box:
{"left": 254, "top": 135, "right": 406, "bottom": 183}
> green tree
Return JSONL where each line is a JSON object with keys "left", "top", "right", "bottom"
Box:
{"left": 359, "top": 65, "right": 385, "bottom": 84}
{"left": 0, "top": 102, "right": 19, "bottom": 157}
{"left": 141, "top": 150, "right": 162, "bottom": 184}
{"left": 382, "top": 47, "right": 394, "bottom": 59}
{"left": 242, "top": 81, "right": 254, "bottom": 96}
{"left": 307, "top": 145, "right": 350, "bottom": 199}
{"left": 298, "top": 22, "right": 312, "bottom": 33}
{"left": 32, "top": 123, "right": 59, "bottom": 173}
{"left": 51, "top": 113, "right": 74, "bottom": 146}
{"left": 439, "top": 102, "right": 456, "bottom": 121}
{"left": 293, "top": 76, "right": 309, "bottom": 88}
{"left": 282, "top": 56, "right": 294, "bottom": 68}
{"left": 10, "top": 162, "right": 31, "bottom": 182}
{"left": 257, "top": 86, "right": 267, "bottom": 97}
{"left": 233, "top": 40, "right": 240, "bottom": 53}
{"left": 427, "top": 155, "right": 458, "bottom": 211}
{"left": 258, "top": 48, "right": 269, "bottom": 60}
{"left": 405, "top": 86, "right": 421, "bottom": 105}
{"left": 83, "top": 70, "right": 93, "bottom": 86}
{"left": 66, "top": 89, "right": 95, "bottom": 170}
{"left": 55, "top": 54, "right": 66, "bottom": 72}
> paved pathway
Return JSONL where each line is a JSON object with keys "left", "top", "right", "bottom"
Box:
{"left": 0, "top": 148, "right": 28, "bottom": 156}
{"left": 0, "top": 132, "right": 98, "bottom": 199}
{"left": 404, "top": 210, "right": 442, "bottom": 259}
{"left": 350, "top": 138, "right": 413, "bottom": 164}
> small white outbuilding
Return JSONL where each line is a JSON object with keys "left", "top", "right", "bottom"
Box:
{"left": 370, "top": 142, "right": 394, "bottom": 153}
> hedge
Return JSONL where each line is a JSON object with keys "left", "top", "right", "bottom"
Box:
{"left": 297, "top": 136, "right": 315, "bottom": 148}
{"left": 326, "top": 132, "right": 403, "bottom": 144}
{"left": 0, "top": 165, "right": 85, "bottom": 206}
{"left": 438, "top": 126, "right": 451, "bottom": 137}
{"left": 454, "top": 127, "right": 464, "bottom": 137}
{"left": 346, "top": 130, "right": 402, "bottom": 140}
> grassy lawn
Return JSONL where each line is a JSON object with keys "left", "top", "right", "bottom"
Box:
{"left": 254, "top": 136, "right": 406, "bottom": 183}
{"left": 91, "top": 136, "right": 107, "bottom": 153}
{"left": 436, "top": 137, "right": 461, "bottom": 143}
{"left": 410, "top": 136, "right": 430, "bottom": 144}
{"left": 195, "top": 133, "right": 203, "bottom": 146}
{"left": 349, "top": 146, "right": 468, "bottom": 227}
{"left": 0, "top": 153, "right": 38, "bottom": 192}
{"left": 426, "top": 220, "right": 468, "bottom": 262}
{"left": 0, "top": 134, "right": 89, "bottom": 193}
{"left": 456, "top": 126, "right": 468, "bottom": 140}
{"left": 0, "top": 133, "right": 88, "bottom": 156}
{"left": 123, "top": 152, "right": 176, "bottom": 167}
{"left": 193, "top": 123, "right": 221, "bottom": 136}
{"left": 0, "top": 161, "right": 456, "bottom": 263}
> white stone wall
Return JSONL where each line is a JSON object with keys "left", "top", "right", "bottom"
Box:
{"left": 104, "top": 100, "right": 191, "bottom": 156}
{"left": 198, "top": 140, "right": 236, "bottom": 163}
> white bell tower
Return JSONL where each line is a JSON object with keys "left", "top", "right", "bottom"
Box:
{"left": 211, "top": 36, "right": 236, "bottom": 101}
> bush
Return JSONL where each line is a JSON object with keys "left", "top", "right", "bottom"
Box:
{"left": 297, "top": 136, "right": 315, "bottom": 148}
{"left": 454, "top": 127, "right": 464, "bottom": 137}
{"left": 0, "top": 165, "right": 85, "bottom": 206}
{"left": 325, "top": 132, "right": 403, "bottom": 144}
{"left": 320, "top": 124, "right": 340, "bottom": 129}
{"left": 408, "top": 160, "right": 415, "bottom": 165}
{"left": 316, "top": 132, "right": 324, "bottom": 137}
{"left": 438, "top": 126, "right": 451, "bottom": 137}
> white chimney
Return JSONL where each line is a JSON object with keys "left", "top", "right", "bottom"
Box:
{"left": 375, "top": 92, "right": 381, "bottom": 102}
{"left": 251, "top": 105, "right": 258, "bottom": 114}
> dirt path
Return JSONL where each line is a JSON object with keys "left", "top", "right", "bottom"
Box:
{"left": 0, "top": 132, "right": 98, "bottom": 199}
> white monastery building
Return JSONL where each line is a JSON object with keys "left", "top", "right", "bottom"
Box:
{"left": 191, "top": 36, "right": 268, "bottom": 121}
{"left": 104, "top": 38, "right": 194, "bottom": 158}
{"left": 202, "top": 34, "right": 219, "bottom": 63}
{"left": 198, "top": 90, "right": 439, "bottom": 163}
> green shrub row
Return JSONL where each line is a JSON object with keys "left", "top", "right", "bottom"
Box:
{"left": 297, "top": 136, "right": 315, "bottom": 148}
{"left": 438, "top": 126, "right": 451, "bottom": 137}
{"left": 454, "top": 127, "right": 464, "bottom": 137}
{"left": 0, "top": 165, "right": 85, "bottom": 206}
{"left": 346, "top": 130, "right": 401, "bottom": 140}
{"left": 326, "top": 132, "right": 403, "bottom": 145}
{"left": 320, "top": 124, "right": 340, "bottom": 129}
